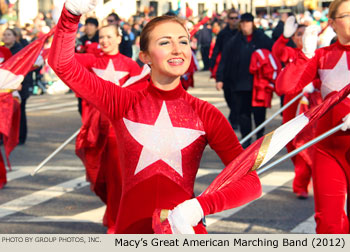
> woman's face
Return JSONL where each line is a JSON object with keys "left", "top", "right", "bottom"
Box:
{"left": 140, "top": 21, "right": 191, "bottom": 84}
{"left": 99, "top": 26, "right": 121, "bottom": 55}
{"left": 330, "top": 1, "right": 350, "bottom": 45}
{"left": 2, "top": 30, "right": 16, "bottom": 46}
{"left": 240, "top": 21, "right": 253, "bottom": 36}
{"left": 292, "top": 26, "right": 305, "bottom": 49}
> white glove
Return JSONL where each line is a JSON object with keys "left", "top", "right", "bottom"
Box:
{"left": 283, "top": 16, "right": 298, "bottom": 38}
{"left": 302, "top": 82, "right": 315, "bottom": 93}
{"left": 302, "top": 25, "right": 318, "bottom": 59}
{"left": 65, "top": 0, "right": 99, "bottom": 16}
{"left": 167, "top": 198, "right": 204, "bottom": 234}
{"left": 341, "top": 114, "right": 350, "bottom": 131}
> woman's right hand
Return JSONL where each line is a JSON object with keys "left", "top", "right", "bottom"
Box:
{"left": 216, "top": 81, "right": 223, "bottom": 91}
{"left": 65, "top": 0, "right": 99, "bottom": 16}
{"left": 302, "top": 25, "right": 319, "bottom": 59}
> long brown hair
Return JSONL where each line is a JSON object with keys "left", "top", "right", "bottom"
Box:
{"left": 139, "top": 15, "right": 188, "bottom": 52}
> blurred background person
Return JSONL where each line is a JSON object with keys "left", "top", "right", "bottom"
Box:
{"left": 216, "top": 13, "right": 273, "bottom": 148}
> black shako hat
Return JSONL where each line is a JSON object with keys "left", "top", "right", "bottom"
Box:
{"left": 240, "top": 13, "right": 254, "bottom": 22}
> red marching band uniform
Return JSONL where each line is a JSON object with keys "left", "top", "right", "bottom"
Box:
{"left": 249, "top": 48, "right": 281, "bottom": 108}
{"left": 273, "top": 34, "right": 322, "bottom": 198}
{"left": 0, "top": 46, "right": 20, "bottom": 189}
{"left": 276, "top": 40, "right": 350, "bottom": 234}
{"left": 49, "top": 7, "right": 261, "bottom": 234}
{"left": 74, "top": 47, "right": 148, "bottom": 232}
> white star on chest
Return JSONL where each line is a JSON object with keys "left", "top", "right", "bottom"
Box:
{"left": 318, "top": 52, "right": 350, "bottom": 98}
{"left": 123, "top": 101, "right": 205, "bottom": 176}
{"left": 92, "top": 59, "right": 128, "bottom": 85}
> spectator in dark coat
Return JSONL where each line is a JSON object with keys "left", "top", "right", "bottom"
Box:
{"left": 210, "top": 9, "right": 239, "bottom": 69}
{"left": 210, "top": 9, "right": 239, "bottom": 129}
{"left": 79, "top": 17, "right": 99, "bottom": 48}
{"left": 195, "top": 22, "right": 212, "bottom": 71}
{"left": 215, "top": 13, "right": 273, "bottom": 148}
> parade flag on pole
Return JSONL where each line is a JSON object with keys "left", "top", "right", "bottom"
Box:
{"left": 203, "top": 84, "right": 350, "bottom": 194}
{"left": 0, "top": 27, "right": 56, "bottom": 90}
{"left": 153, "top": 83, "right": 350, "bottom": 233}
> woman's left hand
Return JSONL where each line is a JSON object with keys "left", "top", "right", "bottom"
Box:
{"left": 341, "top": 113, "right": 350, "bottom": 131}
{"left": 167, "top": 198, "right": 204, "bottom": 234}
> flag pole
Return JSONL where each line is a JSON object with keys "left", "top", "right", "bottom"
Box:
{"left": 240, "top": 92, "right": 304, "bottom": 145}
{"left": 31, "top": 128, "right": 80, "bottom": 176}
{"left": 257, "top": 122, "right": 345, "bottom": 175}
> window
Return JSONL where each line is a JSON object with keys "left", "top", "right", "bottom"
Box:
{"left": 38, "top": 0, "right": 53, "bottom": 13}
{"left": 168, "top": 2, "right": 172, "bottom": 11}
{"left": 198, "top": 3, "right": 205, "bottom": 15}
{"left": 149, "top": 1, "right": 158, "bottom": 16}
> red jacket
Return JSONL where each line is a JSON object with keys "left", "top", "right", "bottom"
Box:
{"left": 249, "top": 49, "right": 281, "bottom": 107}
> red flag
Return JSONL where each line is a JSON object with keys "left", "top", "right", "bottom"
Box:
{"left": 153, "top": 83, "right": 350, "bottom": 233}
{"left": 293, "top": 90, "right": 323, "bottom": 166}
{"left": 0, "top": 27, "right": 56, "bottom": 90}
{"left": 204, "top": 84, "right": 350, "bottom": 195}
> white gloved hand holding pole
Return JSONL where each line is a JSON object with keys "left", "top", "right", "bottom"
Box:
{"left": 283, "top": 16, "right": 298, "bottom": 38}
{"left": 341, "top": 114, "right": 350, "bottom": 131}
{"left": 65, "top": 0, "right": 99, "bottom": 16}
{"left": 167, "top": 198, "right": 204, "bottom": 234}
{"left": 302, "top": 25, "right": 319, "bottom": 59}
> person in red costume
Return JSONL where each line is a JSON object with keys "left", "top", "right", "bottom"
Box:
{"left": 276, "top": 0, "right": 350, "bottom": 234}
{"left": 74, "top": 24, "right": 148, "bottom": 233}
{"left": 273, "top": 16, "right": 320, "bottom": 199}
{"left": 0, "top": 46, "right": 20, "bottom": 190}
{"left": 49, "top": 0, "right": 262, "bottom": 234}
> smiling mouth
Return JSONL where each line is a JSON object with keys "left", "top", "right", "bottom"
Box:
{"left": 168, "top": 58, "right": 184, "bottom": 65}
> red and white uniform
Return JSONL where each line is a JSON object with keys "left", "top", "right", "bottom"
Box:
{"left": 75, "top": 51, "right": 147, "bottom": 232}
{"left": 0, "top": 46, "right": 20, "bottom": 189}
{"left": 49, "top": 7, "right": 261, "bottom": 234}
{"left": 250, "top": 48, "right": 281, "bottom": 108}
{"left": 273, "top": 35, "right": 320, "bottom": 196}
{"left": 276, "top": 40, "right": 350, "bottom": 234}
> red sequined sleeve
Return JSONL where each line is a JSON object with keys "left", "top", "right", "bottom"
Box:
{"left": 48, "top": 6, "right": 137, "bottom": 120}
{"left": 275, "top": 50, "right": 319, "bottom": 96}
{"left": 195, "top": 102, "right": 262, "bottom": 216}
{"left": 272, "top": 35, "right": 297, "bottom": 64}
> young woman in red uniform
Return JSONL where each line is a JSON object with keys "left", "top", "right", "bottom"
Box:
{"left": 273, "top": 16, "right": 316, "bottom": 199}
{"left": 49, "top": 0, "right": 262, "bottom": 234}
{"left": 276, "top": 0, "right": 350, "bottom": 233}
{"left": 74, "top": 24, "right": 147, "bottom": 233}
{"left": 0, "top": 45, "right": 13, "bottom": 189}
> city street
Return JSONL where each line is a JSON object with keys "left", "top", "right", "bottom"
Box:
{"left": 0, "top": 71, "right": 316, "bottom": 234}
